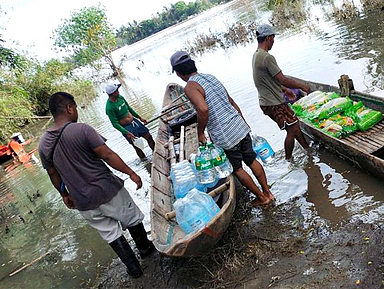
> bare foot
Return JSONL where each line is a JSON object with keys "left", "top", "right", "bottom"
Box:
{"left": 250, "top": 198, "right": 272, "bottom": 208}
{"left": 263, "top": 190, "right": 275, "bottom": 202}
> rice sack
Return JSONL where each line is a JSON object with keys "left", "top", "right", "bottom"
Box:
{"left": 313, "top": 97, "right": 353, "bottom": 120}
{"left": 355, "top": 106, "right": 383, "bottom": 131}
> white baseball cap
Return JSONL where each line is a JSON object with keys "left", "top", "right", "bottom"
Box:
{"left": 105, "top": 83, "right": 121, "bottom": 95}
{"left": 256, "top": 24, "right": 278, "bottom": 38}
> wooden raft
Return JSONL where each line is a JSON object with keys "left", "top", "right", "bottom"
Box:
{"left": 342, "top": 121, "right": 384, "bottom": 154}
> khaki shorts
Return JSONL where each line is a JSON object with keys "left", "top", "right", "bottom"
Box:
{"left": 260, "top": 103, "right": 298, "bottom": 130}
{"left": 79, "top": 186, "right": 144, "bottom": 243}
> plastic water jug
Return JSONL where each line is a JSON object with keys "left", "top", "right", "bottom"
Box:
{"left": 207, "top": 142, "right": 233, "bottom": 178}
{"left": 194, "top": 145, "right": 216, "bottom": 184}
{"left": 173, "top": 190, "right": 213, "bottom": 234}
{"left": 189, "top": 188, "right": 220, "bottom": 219}
{"left": 252, "top": 135, "right": 275, "bottom": 163}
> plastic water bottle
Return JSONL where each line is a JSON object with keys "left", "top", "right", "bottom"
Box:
{"left": 252, "top": 134, "right": 275, "bottom": 163}
{"left": 207, "top": 142, "right": 233, "bottom": 178}
{"left": 194, "top": 145, "right": 216, "bottom": 184}
{"left": 171, "top": 160, "right": 198, "bottom": 198}
{"left": 173, "top": 190, "right": 213, "bottom": 234}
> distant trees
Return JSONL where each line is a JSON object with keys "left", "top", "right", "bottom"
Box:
{"left": 116, "top": 0, "right": 231, "bottom": 47}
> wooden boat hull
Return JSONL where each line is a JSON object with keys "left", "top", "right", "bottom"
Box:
{"left": 150, "top": 83, "right": 237, "bottom": 257}
{"left": 292, "top": 77, "right": 384, "bottom": 178}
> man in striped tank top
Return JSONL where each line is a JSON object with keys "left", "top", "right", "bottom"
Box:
{"left": 171, "top": 51, "right": 274, "bottom": 207}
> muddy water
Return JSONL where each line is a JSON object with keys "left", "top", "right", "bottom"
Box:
{"left": 2, "top": 0, "right": 384, "bottom": 288}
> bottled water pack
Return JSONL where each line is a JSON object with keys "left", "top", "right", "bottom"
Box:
{"left": 170, "top": 160, "right": 198, "bottom": 199}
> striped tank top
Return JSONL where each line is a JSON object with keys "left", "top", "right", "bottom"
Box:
{"left": 188, "top": 73, "right": 250, "bottom": 149}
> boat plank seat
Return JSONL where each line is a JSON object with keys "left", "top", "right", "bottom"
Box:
{"left": 342, "top": 121, "right": 384, "bottom": 154}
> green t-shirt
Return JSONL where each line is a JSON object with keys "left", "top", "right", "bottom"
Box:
{"left": 105, "top": 95, "right": 140, "bottom": 135}
{"left": 252, "top": 48, "right": 284, "bottom": 106}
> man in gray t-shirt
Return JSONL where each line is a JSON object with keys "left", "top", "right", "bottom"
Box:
{"left": 252, "top": 24, "right": 310, "bottom": 160}
{"left": 39, "top": 92, "right": 155, "bottom": 279}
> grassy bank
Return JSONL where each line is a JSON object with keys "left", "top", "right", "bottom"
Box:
{"left": 0, "top": 59, "right": 97, "bottom": 142}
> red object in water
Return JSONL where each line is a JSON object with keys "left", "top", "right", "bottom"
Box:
{"left": 0, "top": 138, "right": 34, "bottom": 164}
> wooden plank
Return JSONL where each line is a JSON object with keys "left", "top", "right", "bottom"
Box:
{"left": 344, "top": 134, "right": 379, "bottom": 153}
{"left": 350, "top": 131, "right": 384, "bottom": 150}
{"left": 151, "top": 186, "right": 172, "bottom": 216}
{"left": 152, "top": 156, "right": 170, "bottom": 176}
{"left": 154, "top": 140, "right": 169, "bottom": 159}
{"left": 184, "top": 123, "right": 198, "bottom": 161}
{"left": 152, "top": 166, "right": 172, "bottom": 194}
{"left": 179, "top": 126, "right": 185, "bottom": 161}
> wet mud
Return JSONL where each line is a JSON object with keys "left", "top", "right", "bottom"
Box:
{"left": 93, "top": 184, "right": 384, "bottom": 289}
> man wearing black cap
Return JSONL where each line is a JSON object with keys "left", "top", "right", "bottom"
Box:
{"left": 105, "top": 83, "right": 155, "bottom": 159}
{"left": 252, "top": 24, "right": 310, "bottom": 160}
{"left": 171, "top": 51, "right": 274, "bottom": 207}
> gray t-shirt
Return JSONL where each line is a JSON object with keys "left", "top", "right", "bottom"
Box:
{"left": 252, "top": 48, "right": 284, "bottom": 106}
{"left": 39, "top": 122, "right": 123, "bottom": 211}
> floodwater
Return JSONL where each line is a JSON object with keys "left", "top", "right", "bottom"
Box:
{"left": 1, "top": 0, "right": 384, "bottom": 287}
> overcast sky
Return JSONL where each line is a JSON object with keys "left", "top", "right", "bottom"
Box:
{"left": 1, "top": 0, "right": 179, "bottom": 61}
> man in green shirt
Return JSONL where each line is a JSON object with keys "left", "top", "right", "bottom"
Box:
{"left": 105, "top": 83, "right": 155, "bottom": 159}
{"left": 252, "top": 24, "right": 310, "bottom": 160}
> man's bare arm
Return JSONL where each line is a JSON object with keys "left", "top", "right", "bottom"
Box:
{"left": 93, "top": 144, "right": 142, "bottom": 189}
{"left": 47, "top": 167, "right": 76, "bottom": 209}
{"left": 275, "top": 72, "right": 310, "bottom": 94}
{"left": 184, "top": 82, "right": 209, "bottom": 143}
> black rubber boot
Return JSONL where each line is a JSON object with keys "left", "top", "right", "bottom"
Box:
{"left": 128, "top": 223, "right": 156, "bottom": 259}
{"left": 109, "top": 235, "right": 143, "bottom": 278}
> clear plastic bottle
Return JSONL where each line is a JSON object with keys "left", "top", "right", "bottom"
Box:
{"left": 194, "top": 145, "right": 216, "bottom": 184}
{"left": 252, "top": 134, "right": 275, "bottom": 163}
{"left": 207, "top": 142, "right": 233, "bottom": 178}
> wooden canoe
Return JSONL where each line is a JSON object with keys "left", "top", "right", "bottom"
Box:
{"left": 292, "top": 77, "right": 384, "bottom": 179}
{"left": 150, "top": 83, "right": 236, "bottom": 257}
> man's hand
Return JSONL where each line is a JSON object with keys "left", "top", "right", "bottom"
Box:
{"left": 302, "top": 84, "right": 311, "bottom": 95}
{"left": 198, "top": 133, "right": 207, "bottom": 144}
{"left": 284, "top": 88, "right": 297, "bottom": 101}
{"left": 62, "top": 194, "right": 76, "bottom": 209}
{"left": 126, "top": 132, "right": 135, "bottom": 141}
{"left": 130, "top": 173, "right": 142, "bottom": 190}
{"left": 140, "top": 118, "right": 148, "bottom": 125}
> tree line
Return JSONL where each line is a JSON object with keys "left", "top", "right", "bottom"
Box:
{"left": 115, "top": 0, "right": 231, "bottom": 47}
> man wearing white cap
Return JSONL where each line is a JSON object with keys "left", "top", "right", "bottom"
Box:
{"left": 105, "top": 83, "right": 155, "bottom": 159}
{"left": 252, "top": 24, "right": 310, "bottom": 160}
